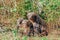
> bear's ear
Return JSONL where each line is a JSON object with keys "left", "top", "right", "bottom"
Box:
{"left": 19, "top": 20, "right": 23, "bottom": 24}
{"left": 17, "top": 18, "right": 23, "bottom": 25}
{"left": 26, "top": 21, "right": 30, "bottom": 27}
{"left": 27, "top": 21, "right": 33, "bottom": 27}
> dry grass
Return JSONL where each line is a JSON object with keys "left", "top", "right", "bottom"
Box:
{"left": 0, "top": 29, "right": 60, "bottom": 40}
{"left": 0, "top": 0, "right": 60, "bottom": 40}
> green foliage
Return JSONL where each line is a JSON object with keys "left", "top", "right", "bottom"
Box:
{"left": 16, "top": 0, "right": 33, "bottom": 19}
{"left": 10, "top": 8, "right": 17, "bottom": 12}
{"left": 39, "top": 0, "right": 60, "bottom": 22}
{"left": 22, "top": 36, "right": 27, "bottom": 40}
{"left": 16, "top": 0, "right": 60, "bottom": 22}
{"left": 40, "top": 36, "right": 48, "bottom": 40}
{"left": 0, "top": 6, "right": 4, "bottom": 9}
{"left": 0, "top": 0, "right": 60, "bottom": 22}
{"left": 24, "top": 0, "right": 33, "bottom": 11}
{"left": 12, "top": 29, "right": 19, "bottom": 40}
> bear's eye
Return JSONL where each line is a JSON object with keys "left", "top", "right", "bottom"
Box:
{"left": 30, "top": 15, "right": 37, "bottom": 22}
{"left": 19, "top": 20, "right": 23, "bottom": 24}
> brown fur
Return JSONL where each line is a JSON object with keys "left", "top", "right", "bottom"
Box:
{"left": 17, "top": 18, "right": 34, "bottom": 36}
{"left": 27, "top": 12, "right": 48, "bottom": 36}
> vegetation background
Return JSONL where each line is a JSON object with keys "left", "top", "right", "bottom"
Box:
{"left": 0, "top": 0, "right": 60, "bottom": 40}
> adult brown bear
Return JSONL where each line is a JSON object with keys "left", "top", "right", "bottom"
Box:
{"left": 17, "top": 18, "right": 34, "bottom": 36}
{"left": 27, "top": 12, "right": 48, "bottom": 36}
